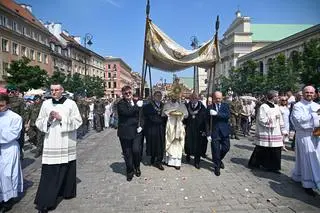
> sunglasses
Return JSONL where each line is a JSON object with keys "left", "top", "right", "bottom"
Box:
{"left": 124, "top": 91, "right": 132, "bottom": 95}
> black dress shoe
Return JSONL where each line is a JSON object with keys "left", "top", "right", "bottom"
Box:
{"left": 304, "top": 188, "right": 316, "bottom": 197}
{"left": 186, "top": 155, "right": 191, "bottom": 163}
{"left": 127, "top": 172, "right": 134, "bottom": 181}
{"left": 214, "top": 168, "right": 220, "bottom": 176}
{"left": 175, "top": 166, "right": 181, "bottom": 170}
{"left": 194, "top": 163, "right": 200, "bottom": 169}
{"left": 135, "top": 168, "right": 141, "bottom": 177}
{"left": 155, "top": 163, "right": 164, "bottom": 171}
{"left": 220, "top": 161, "right": 225, "bottom": 169}
{"left": 235, "top": 136, "right": 240, "bottom": 140}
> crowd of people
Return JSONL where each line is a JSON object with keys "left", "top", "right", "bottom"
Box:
{"left": 0, "top": 81, "right": 319, "bottom": 212}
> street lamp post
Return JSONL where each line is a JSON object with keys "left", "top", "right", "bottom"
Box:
{"left": 190, "top": 36, "right": 199, "bottom": 94}
{"left": 84, "top": 33, "right": 93, "bottom": 76}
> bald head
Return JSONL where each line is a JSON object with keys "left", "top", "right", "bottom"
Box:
{"left": 303, "top": 85, "right": 315, "bottom": 102}
{"left": 213, "top": 91, "right": 223, "bottom": 104}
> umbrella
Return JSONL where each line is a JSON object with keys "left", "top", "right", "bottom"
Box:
{"left": 240, "top": 96, "right": 257, "bottom": 101}
{"left": 25, "top": 88, "right": 45, "bottom": 96}
{"left": 0, "top": 87, "right": 7, "bottom": 94}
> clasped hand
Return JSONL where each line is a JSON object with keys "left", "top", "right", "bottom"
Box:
{"left": 49, "top": 111, "right": 62, "bottom": 121}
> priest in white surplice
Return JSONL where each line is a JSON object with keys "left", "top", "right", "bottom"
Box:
{"left": 162, "top": 81, "right": 188, "bottom": 170}
{"left": 0, "top": 94, "right": 23, "bottom": 212}
{"left": 34, "top": 83, "right": 82, "bottom": 212}
{"left": 291, "top": 86, "right": 320, "bottom": 197}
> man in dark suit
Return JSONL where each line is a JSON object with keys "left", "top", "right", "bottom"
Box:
{"left": 207, "top": 91, "right": 231, "bottom": 176}
{"left": 117, "top": 86, "right": 144, "bottom": 181}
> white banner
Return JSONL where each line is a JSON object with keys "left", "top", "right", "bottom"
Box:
{"left": 145, "top": 19, "right": 220, "bottom": 72}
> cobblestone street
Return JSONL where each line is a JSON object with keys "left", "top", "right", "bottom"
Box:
{"left": 11, "top": 129, "right": 320, "bottom": 213}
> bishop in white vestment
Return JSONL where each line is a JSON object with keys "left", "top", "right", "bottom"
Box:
{"left": 34, "top": 84, "right": 82, "bottom": 212}
{"left": 0, "top": 94, "right": 23, "bottom": 210}
{"left": 291, "top": 86, "right": 320, "bottom": 196}
{"left": 163, "top": 99, "right": 188, "bottom": 169}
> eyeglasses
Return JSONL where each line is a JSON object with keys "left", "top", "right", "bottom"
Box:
{"left": 51, "top": 89, "right": 61, "bottom": 92}
{"left": 280, "top": 100, "right": 287, "bottom": 102}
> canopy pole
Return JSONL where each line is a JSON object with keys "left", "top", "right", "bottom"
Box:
{"left": 148, "top": 65, "right": 153, "bottom": 99}
{"left": 143, "top": 64, "right": 148, "bottom": 98}
{"left": 140, "top": 0, "right": 150, "bottom": 98}
{"left": 209, "top": 15, "right": 220, "bottom": 134}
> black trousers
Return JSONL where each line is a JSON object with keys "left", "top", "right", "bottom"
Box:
{"left": 34, "top": 160, "right": 76, "bottom": 210}
{"left": 211, "top": 136, "right": 230, "bottom": 168}
{"left": 201, "top": 135, "right": 208, "bottom": 157}
{"left": 119, "top": 137, "right": 141, "bottom": 175}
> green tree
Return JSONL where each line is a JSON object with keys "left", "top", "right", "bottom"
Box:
{"left": 66, "top": 73, "right": 85, "bottom": 95}
{"left": 47, "top": 71, "right": 67, "bottom": 87}
{"left": 299, "top": 38, "right": 320, "bottom": 86}
{"left": 5, "top": 57, "right": 48, "bottom": 92}
{"left": 267, "top": 54, "right": 299, "bottom": 93}
{"left": 220, "top": 60, "right": 267, "bottom": 95}
{"left": 83, "top": 75, "right": 105, "bottom": 97}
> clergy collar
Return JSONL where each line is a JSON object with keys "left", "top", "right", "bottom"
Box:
{"left": 301, "top": 99, "right": 312, "bottom": 105}
{"left": 191, "top": 101, "right": 199, "bottom": 108}
{"left": 265, "top": 101, "right": 275, "bottom": 108}
{"left": 52, "top": 96, "right": 67, "bottom": 104}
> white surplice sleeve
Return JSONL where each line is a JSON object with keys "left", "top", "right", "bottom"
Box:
{"left": 35, "top": 101, "right": 51, "bottom": 133}
{"left": 181, "top": 104, "right": 189, "bottom": 119}
{"left": 258, "top": 105, "right": 272, "bottom": 127}
{"left": 0, "top": 114, "right": 22, "bottom": 144}
{"left": 291, "top": 104, "right": 313, "bottom": 129}
{"left": 60, "top": 101, "right": 83, "bottom": 133}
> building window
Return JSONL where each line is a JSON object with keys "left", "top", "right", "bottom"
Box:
{"left": 113, "top": 64, "right": 117, "bottom": 71}
{"left": 12, "top": 43, "right": 19, "bottom": 55}
{"left": 2, "top": 39, "right": 9, "bottom": 52}
{"left": 108, "top": 82, "right": 111, "bottom": 88}
{"left": 12, "top": 21, "right": 18, "bottom": 31}
{"left": 37, "top": 52, "right": 42, "bottom": 62}
{"left": 44, "top": 54, "right": 48, "bottom": 64}
{"left": 2, "top": 62, "right": 9, "bottom": 76}
{"left": 108, "top": 72, "right": 111, "bottom": 78}
{"left": 21, "top": 46, "right": 28, "bottom": 57}
{"left": 108, "top": 64, "right": 111, "bottom": 69}
{"left": 22, "top": 26, "right": 26, "bottom": 35}
{"left": 113, "top": 82, "right": 117, "bottom": 88}
{"left": 26, "top": 28, "right": 31, "bottom": 37}
{"left": 0, "top": 15, "right": 8, "bottom": 27}
{"left": 50, "top": 43, "right": 55, "bottom": 51}
{"left": 113, "top": 73, "right": 117, "bottom": 78}
{"left": 30, "top": 49, "right": 35, "bottom": 60}
{"left": 259, "top": 61, "right": 264, "bottom": 75}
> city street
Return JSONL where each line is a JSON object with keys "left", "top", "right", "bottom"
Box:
{"left": 11, "top": 129, "right": 320, "bottom": 213}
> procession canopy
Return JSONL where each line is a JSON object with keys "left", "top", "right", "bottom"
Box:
{"left": 145, "top": 18, "right": 220, "bottom": 72}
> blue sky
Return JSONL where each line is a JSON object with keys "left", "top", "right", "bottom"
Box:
{"left": 20, "top": 0, "right": 320, "bottom": 84}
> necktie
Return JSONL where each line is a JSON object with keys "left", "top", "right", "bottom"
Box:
{"left": 216, "top": 103, "right": 220, "bottom": 112}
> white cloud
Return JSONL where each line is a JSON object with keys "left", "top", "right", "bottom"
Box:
{"left": 104, "top": 0, "right": 121, "bottom": 8}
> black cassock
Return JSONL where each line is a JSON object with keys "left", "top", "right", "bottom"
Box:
{"left": 143, "top": 101, "right": 166, "bottom": 158}
{"left": 184, "top": 101, "right": 207, "bottom": 157}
